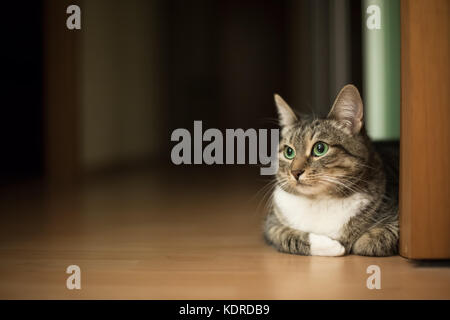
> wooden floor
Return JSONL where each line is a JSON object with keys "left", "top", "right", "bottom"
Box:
{"left": 0, "top": 168, "right": 449, "bottom": 299}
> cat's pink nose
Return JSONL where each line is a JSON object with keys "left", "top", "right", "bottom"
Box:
{"left": 291, "top": 169, "right": 304, "bottom": 180}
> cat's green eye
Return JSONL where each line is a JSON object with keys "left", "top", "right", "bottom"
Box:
{"left": 312, "top": 141, "right": 329, "bottom": 157}
{"left": 284, "top": 146, "right": 296, "bottom": 160}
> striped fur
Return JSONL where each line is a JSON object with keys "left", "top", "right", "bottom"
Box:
{"left": 264, "top": 85, "right": 399, "bottom": 257}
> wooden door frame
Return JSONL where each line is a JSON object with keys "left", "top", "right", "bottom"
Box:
{"left": 400, "top": 0, "right": 450, "bottom": 259}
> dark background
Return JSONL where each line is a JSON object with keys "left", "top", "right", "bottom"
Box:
{"left": 0, "top": 0, "right": 362, "bottom": 185}
{"left": 1, "top": 2, "right": 43, "bottom": 182}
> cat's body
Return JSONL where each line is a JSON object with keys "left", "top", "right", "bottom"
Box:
{"left": 264, "top": 85, "right": 399, "bottom": 256}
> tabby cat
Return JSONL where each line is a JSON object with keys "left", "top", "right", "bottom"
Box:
{"left": 264, "top": 84, "right": 399, "bottom": 256}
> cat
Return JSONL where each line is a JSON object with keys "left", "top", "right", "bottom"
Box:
{"left": 264, "top": 84, "right": 399, "bottom": 256}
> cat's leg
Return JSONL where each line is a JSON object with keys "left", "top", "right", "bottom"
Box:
{"left": 264, "top": 212, "right": 345, "bottom": 256}
{"left": 352, "top": 225, "right": 398, "bottom": 256}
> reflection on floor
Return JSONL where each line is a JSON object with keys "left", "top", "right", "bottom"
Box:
{"left": 0, "top": 167, "right": 449, "bottom": 299}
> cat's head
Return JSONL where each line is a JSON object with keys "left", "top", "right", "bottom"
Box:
{"left": 274, "top": 85, "right": 372, "bottom": 197}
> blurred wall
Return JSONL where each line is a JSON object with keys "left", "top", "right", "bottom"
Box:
{"left": 289, "top": 0, "right": 362, "bottom": 116}
{"left": 162, "top": 0, "right": 289, "bottom": 131}
{"left": 80, "top": 0, "right": 163, "bottom": 171}
{"left": 75, "top": 0, "right": 362, "bottom": 172}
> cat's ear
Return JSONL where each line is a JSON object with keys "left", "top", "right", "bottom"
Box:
{"left": 327, "top": 84, "right": 364, "bottom": 135}
{"left": 274, "top": 94, "right": 297, "bottom": 127}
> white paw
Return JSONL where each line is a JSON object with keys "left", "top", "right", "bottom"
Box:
{"left": 309, "top": 233, "right": 345, "bottom": 257}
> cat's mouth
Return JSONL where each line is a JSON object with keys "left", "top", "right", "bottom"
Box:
{"left": 291, "top": 178, "right": 328, "bottom": 196}
{"left": 296, "top": 179, "right": 313, "bottom": 187}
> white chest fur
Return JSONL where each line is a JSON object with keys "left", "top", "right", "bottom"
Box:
{"left": 273, "top": 186, "right": 369, "bottom": 239}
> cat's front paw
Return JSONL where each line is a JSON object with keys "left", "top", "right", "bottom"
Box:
{"left": 309, "top": 233, "right": 345, "bottom": 257}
